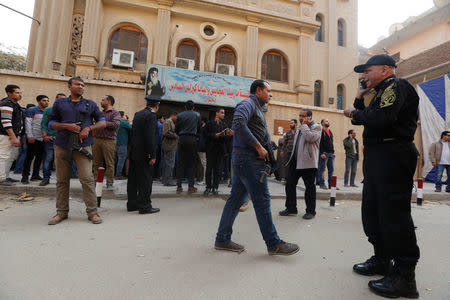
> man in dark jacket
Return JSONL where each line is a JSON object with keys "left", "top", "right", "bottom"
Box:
{"left": 204, "top": 108, "right": 233, "bottom": 195}
{"left": 317, "top": 119, "right": 335, "bottom": 189}
{"left": 343, "top": 129, "right": 359, "bottom": 187}
{"left": 126, "top": 97, "right": 160, "bottom": 214}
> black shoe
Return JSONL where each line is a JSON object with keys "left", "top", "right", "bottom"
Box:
{"left": 39, "top": 178, "right": 50, "bottom": 186}
{"left": 212, "top": 188, "right": 219, "bottom": 195}
{"left": 302, "top": 213, "right": 315, "bottom": 220}
{"left": 21, "top": 177, "right": 29, "bottom": 184}
{"left": 279, "top": 209, "right": 298, "bottom": 216}
{"left": 163, "top": 182, "right": 176, "bottom": 186}
{"left": 127, "top": 206, "right": 138, "bottom": 212}
{"left": 139, "top": 207, "right": 160, "bottom": 214}
{"left": 204, "top": 188, "right": 211, "bottom": 196}
{"left": 6, "top": 177, "right": 19, "bottom": 183}
{"left": 368, "top": 272, "right": 419, "bottom": 299}
{"left": 353, "top": 256, "right": 393, "bottom": 276}
{"left": 30, "top": 175, "right": 43, "bottom": 181}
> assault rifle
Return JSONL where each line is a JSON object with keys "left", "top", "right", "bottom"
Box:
{"left": 63, "top": 103, "right": 94, "bottom": 163}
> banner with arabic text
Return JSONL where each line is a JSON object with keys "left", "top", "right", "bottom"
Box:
{"left": 145, "top": 64, "right": 253, "bottom": 107}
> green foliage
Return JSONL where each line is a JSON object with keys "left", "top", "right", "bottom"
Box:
{"left": 0, "top": 50, "right": 26, "bottom": 71}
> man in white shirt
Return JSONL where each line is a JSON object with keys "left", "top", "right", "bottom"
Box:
{"left": 429, "top": 130, "right": 450, "bottom": 192}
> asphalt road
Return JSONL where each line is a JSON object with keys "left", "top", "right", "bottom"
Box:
{"left": 1, "top": 195, "right": 449, "bottom": 300}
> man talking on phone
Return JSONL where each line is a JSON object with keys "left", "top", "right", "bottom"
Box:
{"left": 344, "top": 54, "right": 420, "bottom": 298}
{"left": 204, "top": 107, "right": 232, "bottom": 196}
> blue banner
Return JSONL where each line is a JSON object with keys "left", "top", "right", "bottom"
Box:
{"left": 145, "top": 64, "right": 254, "bottom": 107}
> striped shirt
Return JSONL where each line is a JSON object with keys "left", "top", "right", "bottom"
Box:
{"left": 0, "top": 97, "right": 23, "bottom": 136}
{"left": 25, "top": 105, "right": 45, "bottom": 141}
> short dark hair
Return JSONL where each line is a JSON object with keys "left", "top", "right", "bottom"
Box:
{"left": 441, "top": 131, "right": 449, "bottom": 139}
{"left": 290, "top": 119, "right": 297, "bottom": 124}
{"left": 147, "top": 100, "right": 159, "bottom": 108}
{"left": 68, "top": 76, "right": 84, "bottom": 85}
{"left": 320, "top": 119, "right": 326, "bottom": 125}
{"left": 185, "top": 100, "right": 194, "bottom": 110}
{"left": 348, "top": 129, "right": 354, "bottom": 135}
{"left": 105, "top": 95, "right": 115, "bottom": 106}
{"left": 201, "top": 116, "right": 208, "bottom": 123}
{"left": 170, "top": 111, "right": 178, "bottom": 116}
{"left": 302, "top": 108, "right": 313, "bottom": 117}
{"left": 56, "top": 93, "right": 66, "bottom": 98}
{"left": 5, "top": 84, "right": 20, "bottom": 94}
{"left": 119, "top": 111, "right": 125, "bottom": 117}
{"left": 157, "top": 114, "right": 163, "bottom": 120}
{"left": 216, "top": 107, "right": 224, "bottom": 113}
{"left": 26, "top": 103, "right": 35, "bottom": 109}
{"left": 36, "top": 95, "right": 48, "bottom": 102}
{"left": 250, "top": 80, "right": 269, "bottom": 94}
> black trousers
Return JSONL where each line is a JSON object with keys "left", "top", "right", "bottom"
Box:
{"left": 22, "top": 140, "right": 44, "bottom": 179}
{"left": 362, "top": 142, "right": 420, "bottom": 266}
{"left": 205, "top": 150, "right": 224, "bottom": 189}
{"left": 127, "top": 159, "right": 153, "bottom": 210}
{"left": 284, "top": 162, "right": 317, "bottom": 214}
{"left": 176, "top": 135, "right": 198, "bottom": 187}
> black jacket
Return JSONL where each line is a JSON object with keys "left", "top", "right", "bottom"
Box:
{"left": 0, "top": 97, "right": 23, "bottom": 136}
{"left": 319, "top": 129, "right": 334, "bottom": 154}
{"left": 175, "top": 110, "right": 201, "bottom": 136}
{"left": 130, "top": 107, "right": 157, "bottom": 162}
{"left": 205, "top": 119, "right": 228, "bottom": 154}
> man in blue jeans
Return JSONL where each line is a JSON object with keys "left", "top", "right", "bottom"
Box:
{"left": 40, "top": 93, "right": 65, "bottom": 186}
{"left": 317, "top": 119, "right": 335, "bottom": 189}
{"left": 429, "top": 130, "right": 450, "bottom": 192}
{"left": 215, "top": 80, "right": 299, "bottom": 255}
{"left": 115, "top": 111, "right": 131, "bottom": 179}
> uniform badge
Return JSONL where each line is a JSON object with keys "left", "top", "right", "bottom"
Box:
{"left": 379, "top": 83, "right": 396, "bottom": 108}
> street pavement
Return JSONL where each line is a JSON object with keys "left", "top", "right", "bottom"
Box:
{"left": 0, "top": 193, "right": 449, "bottom": 300}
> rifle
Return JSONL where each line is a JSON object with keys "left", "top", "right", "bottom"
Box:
{"left": 63, "top": 103, "right": 94, "bottom": 163}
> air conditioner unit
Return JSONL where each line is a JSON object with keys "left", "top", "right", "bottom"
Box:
{"left": 112, "top": 49, "right": 134, "bottom": 68}
{"left": 216, "top": 64, "right": 235, "bottom": 76}
{"left": 175, "top": 57, "right": 195, "bottom": 70}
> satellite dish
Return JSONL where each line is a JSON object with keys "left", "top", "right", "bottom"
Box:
{"left": 434, "top": 0, "right": 449, "bottom": 8}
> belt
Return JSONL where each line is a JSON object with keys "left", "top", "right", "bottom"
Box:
{"left": 363, "top": 137, "right": 413, "bottom": 146}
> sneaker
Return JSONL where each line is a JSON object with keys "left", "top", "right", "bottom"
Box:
{"left": 48, "top": 214, "right": 68, "bottom": 225}
{"left": 30, "top": 175, "right": 43, "bottom": 181}
{"left": 239, "top": 202, "right": 249, "bottom": 212}
{"left": 215, "top": 241, "right": 245, "bottom": 253}
{"left": 435, "top": 188, "right": 441, "bottom": 192}
{"left": 319, "top": 184, "right": 328, "bottom": 189}
{"left": 88, "top": 213, "right": 102, "bottom": 224}
{"left": 106, "top": 183, "right": 114, "bottom": 190}
{"left": 279, "top": 209, "right": 298, "bottom": 216}
{"left": 302, "top": 213, "right": 315, "bottom": 220}
{"left": 188, "top": 186, "right": 197, "bottom": 194}
{"left": 39, "top": 178, "right": 50, "bottom": 186}
{"left": 6, "top": 177, "right": 19, "bottom": 183}
{"left": 176, "top": 187, "right": 183, "bottom": 194}
{"left": 0, "top": 180, "right": 13, "bottom": 186}
{"left": 268, "top": 241, "right": 300, "bottom": 256}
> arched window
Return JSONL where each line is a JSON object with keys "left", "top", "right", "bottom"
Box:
{"left": 337, "top": 84, "right": 345, "bottom": 110}
{"left": 338, "top": 19, "right": 345, "bottom": 47}
{"left": 108, "top": 26, "right": 148, "bottom": 64}
{"left": 261, "top": 51, "right": 288, "bottom": 83}
{"left": 315, "top": 14, "right": 324, "bottom": 42}
{"left": 215, "top": 46, "right": 237, "bottom": 75}
{"left": 314, "top": 80, "right": 322, "bottom": 106}
{"left": 176, "top": 39, "right": 200, "bottom": 70}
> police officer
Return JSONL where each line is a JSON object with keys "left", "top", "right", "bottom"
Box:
{"left": 126, "top": 96, "right": 160, "bottom": 214}
{"left": 344, "top": 54, "right": 420, "bottom": 298}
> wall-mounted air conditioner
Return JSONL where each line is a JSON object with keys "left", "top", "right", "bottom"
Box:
{"left": 216, "top": 64, "right": 235, "bottom": 76}
{"left": 112, "top": 49, "right": 134, "bottom": 68}
{"left": 175, "top": 57, "right": 195, "bottom": 70}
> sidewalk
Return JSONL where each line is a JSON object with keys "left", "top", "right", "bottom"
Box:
{"left": 2, "top": 172, "right": 448, "bottom": 202}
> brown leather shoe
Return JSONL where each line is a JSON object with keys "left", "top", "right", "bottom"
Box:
{"left": 48, "top": 214, "right": 68, "bottom": 225}
{"left": 188, "top": 186, "right": 198, "bottom": 194}
{"left": 88, "top": 213, "right": 102, "bottom": 224}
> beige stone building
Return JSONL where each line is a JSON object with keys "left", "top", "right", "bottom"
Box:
{"left": 1, "top": 0, "right": 360, "bottom": 178}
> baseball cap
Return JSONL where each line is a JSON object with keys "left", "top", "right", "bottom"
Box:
{"left": 354, "top": 54, "right": 397, "bottom": 73}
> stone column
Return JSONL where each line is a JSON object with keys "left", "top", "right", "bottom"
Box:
{"left": 76, "top": 0, "right": 102, "bottom": 78}
{"left": 51, "top": 0, "right": 75, "bottom": 74}
{"left": 244, "top": 16, "right": 260, "bottom": 78}
{"left": 295, "top": 29, "right": 313, "bottom": 94}
{"left": 31, "top": 0, "right": 51, "bottom": 73}
{"left": 26, "top": 0, "right": 43, "bottom": 72}
{"left": 153, "top": 7, "right": 172, "bottom": 65}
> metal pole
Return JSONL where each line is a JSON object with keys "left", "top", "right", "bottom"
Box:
{"left": 0, "top": 3, "right": 40, "bottom": 25}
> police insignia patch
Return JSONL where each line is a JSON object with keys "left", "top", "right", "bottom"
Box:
{"left": 379, "top": 83, "right": 396, "bottom": 108}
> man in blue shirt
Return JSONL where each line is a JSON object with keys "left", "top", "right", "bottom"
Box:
{"left": 214, "top": 80, "right": 299, "bottom": 255}
{"left": 47, "top": 76, "right": 106, "bottom": 225}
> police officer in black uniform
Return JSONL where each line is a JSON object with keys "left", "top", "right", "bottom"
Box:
{"left": 127, "top": 96, "right": 160, "bottom": 214}
{"left": 344, "top": 54, "right": 420, "bottom": 299}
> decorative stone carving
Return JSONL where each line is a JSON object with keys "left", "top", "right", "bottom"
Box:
{"left": 69, "top": 14, "right": 84, "bottom": 66}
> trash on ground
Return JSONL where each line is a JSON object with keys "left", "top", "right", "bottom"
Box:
{"left": 16, "top": 192, "right": 33, "bottom": 202}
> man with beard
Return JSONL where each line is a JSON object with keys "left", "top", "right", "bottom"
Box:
{"left": 344, "top": 54, "right": 420, "bottom": 298}
{"left": 316, "top": 118, "right": 335, "bottom": 189}
{"left": 92, "top": 95, "right": 121, "bottom": 190}
{"left": 147, "top": 67, "right": 165, "bottom": 99}
{"left": 281, "top": 119, "right": 297, "bottom": 180}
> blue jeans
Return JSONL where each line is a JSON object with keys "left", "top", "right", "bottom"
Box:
{"left": 435, "top": 164, "right": 450, "bottom": 190}
{"left": 115, "top": 144, "right": 127, "bottom": 176}
{"left": 317, "top": 153, "right": 334, "bottom": 187}
{"left": 344, "top": 156, "right": 358, "bottom": 185}
{"left": 13, "top": 136, "right": 27, "bottom": 173}
{"left": 43, "top": 140, "right": 55, "bottom": 179}
{"left": 215, "top": 154, "right": 281, "bottom": 250}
